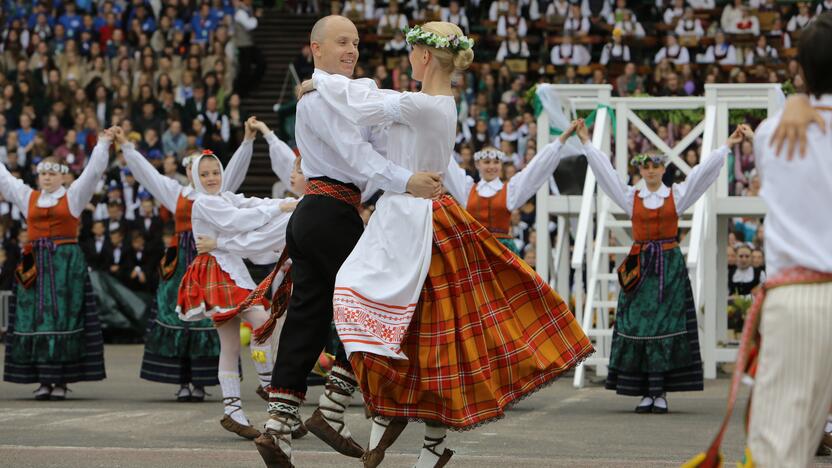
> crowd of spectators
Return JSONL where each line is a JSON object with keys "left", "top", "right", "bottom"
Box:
{"left": 286, "top": 0, "right": 816, "bottom": 268}
{"left": 0, "top": 0, "right": 264, "bottom": 315}
{"left": 2, "top": 0, "right": 811, "bottom": 335}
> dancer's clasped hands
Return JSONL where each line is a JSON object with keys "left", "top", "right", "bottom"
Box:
{"left": 407, "top": 172, "right": 444, "bottom": 199}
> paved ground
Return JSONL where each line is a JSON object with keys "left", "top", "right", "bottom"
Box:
{"left": 1, "top": 345, "right": 830, "bottom": 467}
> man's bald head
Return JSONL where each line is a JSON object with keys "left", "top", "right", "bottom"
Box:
{"left": 310, "top": 15, "right": 354, "bottom": 44}
{"left": 309, "top": 15, "right": 360, "bottom": 77}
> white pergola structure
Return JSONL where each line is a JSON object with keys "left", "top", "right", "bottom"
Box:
{"left": 533, "top": 84, "right": 783, "bottom": 387}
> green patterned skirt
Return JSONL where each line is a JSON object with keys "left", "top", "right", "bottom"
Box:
{"left": 498, "top": 237, "right": 521, "bottom": 256}
{"left": 605, "top": 246, "right": 703, "bottom": 396}
{"left": 140, "top": 236, "right": 220, "bottom": 386}
{"left": 3, "top": 243, "right": 106, "bottom": 384}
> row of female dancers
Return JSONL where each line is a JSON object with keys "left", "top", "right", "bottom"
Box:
{"left": 1, "top": 18, "right": 758, "bottom": 467}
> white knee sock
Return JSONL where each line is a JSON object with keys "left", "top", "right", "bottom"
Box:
{"left": 318, "top": 364, "right": 356, "bottom": 439}
{"left": 369, "top": 416, "right": 392, "bottom": 451}
{"left": 653, "top": 395, "right": 668, "bottom": 409}
{"left": 415, "top": 425, "right": 447, "bottom": 468}
{"left": 826, "top": 414, "right": 832, "bottom": 434}
{"left": 637, "top": 396, "right": 654, "bottom": 407}
{"left": 249, "top": 342, "right": 274, "bottom": 388}
{"left": 219, "top": 371, "right": 249, "bottom": 426}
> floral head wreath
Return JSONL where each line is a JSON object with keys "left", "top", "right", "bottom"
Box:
{"left": 630, "top": 153, "right": 668, "bottom": 167}
{"left": 474, "top": 148, "right": 507, "bottom": 162}
{"left": 182, "top": 150, "right": 216, "bottom": 169}
{"left": 36, "top": 161, "right": 69, "bottom": 174}
{"left": 404, "top": 25, "right": 474, "bottom": 52}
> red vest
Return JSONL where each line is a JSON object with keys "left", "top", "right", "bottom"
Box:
{"left": 631, "top": 190, "right": 679, "bottom": 242}
{"left": 467, "top": 184, "right": 512, "bottom": 239}
{"left": 26, "top": 191, "right": 79, "bottom": 244}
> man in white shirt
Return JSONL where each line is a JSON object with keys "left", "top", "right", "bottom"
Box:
{"left": 233, "top": 0, "right": 265, "bottom": 96}
{"left": 254, "top": 15, "right": 442, "bottom": 467}
{"left": 746, "top": 14, "right": 832, "bottom": 467}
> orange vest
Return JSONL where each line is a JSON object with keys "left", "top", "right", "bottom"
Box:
{"left": 467, "top": 184, "right": 512, "bottom": 239}
{"left": 26, "top": 191, "right": 79, "bottom": 244}
{"left": 175, "top": 193, "right": 193, "bottom": 234}
{"left": 631, "top": 190, "right": 679, "bottom": 242}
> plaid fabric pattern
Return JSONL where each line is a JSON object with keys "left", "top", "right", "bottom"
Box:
{"left": 229, "top": 249, "right": 292, "bottom": 343}
{"left": 350, "top": 195, "right": 594, "bottom": 430}
{"left": 176, "top": 254, "right": 256, "bottom": 324}
{"left": 305, "top": 178, "right": 361, "bottom": 210}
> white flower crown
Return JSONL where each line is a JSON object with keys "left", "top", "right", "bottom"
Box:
{"left": 474, "top": 148, "right": 506, "bottom": 162}
{"left": 404, "top": 25, "right": 474, "bottom": 51}
{"left": 37, "top": 161, "right": 69, "bottom": 174}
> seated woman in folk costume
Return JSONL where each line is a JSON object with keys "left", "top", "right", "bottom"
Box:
{"left": 292, "top": 22, "right": 593, "bottom": 468}
{"left": 444, "top": 136, "right": 573, "bottom": 255}
{"left": 579, "top": 119, "right": 751, "bottom": 413}
{"left": 1, "top": 128, "right": 114, "bottom": 400}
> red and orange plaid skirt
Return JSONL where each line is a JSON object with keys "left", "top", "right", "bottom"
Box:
{"left": 350, "top": 195, "right": 594, "bottom": 430}
{"left": 176, "top": 253, "right": 266, "bottom": 324}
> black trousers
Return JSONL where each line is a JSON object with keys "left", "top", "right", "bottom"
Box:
{"left": 270, "top": 188, "right": 363, "bottom": 394}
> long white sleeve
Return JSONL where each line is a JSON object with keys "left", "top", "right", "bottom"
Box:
{"left": 234, "top": 8, "right": 258, "bottom": 30}
{"left": 264, "top": 131, "right": 298, "bottom": 194}
{"left": 67, "top": 137, "right": 112, "bottom": 218}
{"left": 443, "top": 158, "right": 476, "bottom": 208}
{"left": 216, "top": 211, "right": 291, "bottom": 258}
{"left": 672, "top": 145, "right": 728, "bottom": 214}
{"left": 0, "top": 161, "right": 33, "bottom": 218}
{"left": 222, "top": 137, "right": 254, "bottom": 193}
{"left": 506, "top": 139, "right": 564, "bottom": 211}
{"left": 193, "top": 194, "right": 281, "bottom": 235}
{"left": 312, "top": 73, "right": 408, "bottom": 127}
{"left": 122, "top": 142, "right": 182, "bottom": 212}
{"left": 583, "top": 142, "right": 635, "bottom": 217}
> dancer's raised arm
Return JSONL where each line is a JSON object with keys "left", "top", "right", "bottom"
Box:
{"left": 222, "top": 121, "right": 256, "bottom": 193}
{"left": 120, "top": 134, "right": 183, "bottom": 212}
{"left": 66, "top": 131, "right": 113, "bottom": 217}
{"left": 0, "top": 157, "right": 33, "bottom": 216}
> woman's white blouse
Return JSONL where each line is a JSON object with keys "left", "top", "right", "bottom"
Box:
{"left": 582, "top": 143, "right": 729, "bottom": 218}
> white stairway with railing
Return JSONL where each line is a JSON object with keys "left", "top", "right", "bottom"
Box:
{"left": 533, "top": 84, "right": 783, "bottom": 388}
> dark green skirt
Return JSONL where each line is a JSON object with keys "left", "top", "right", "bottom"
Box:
{"left": 605, "top": 247, "right": 703, "bottom": 396}
{"left": 140, "top": 242, "right": 220, "bottom": 386}
{"left": 3, "top": 244, "right": 106, "bottom": 384}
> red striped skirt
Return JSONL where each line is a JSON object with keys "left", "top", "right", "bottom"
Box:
{"left": 349, "top": 195, "right": 594, "bottom": 430}
{"left": 176, "top": 254, "right": 266, "bottom": 324}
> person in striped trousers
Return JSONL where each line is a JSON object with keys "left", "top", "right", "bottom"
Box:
{"left": 745, "top": 12, "right": 832, "bottom": 466}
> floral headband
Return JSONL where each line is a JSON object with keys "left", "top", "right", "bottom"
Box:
{"left": 630, "top": 153, "right": 668, "bottom": 167}
{"left": 404, "top": 25, "right": 474, "bottom": 52}
{"left": 182, "top": 150, "right": 216, "bottom": 169}
{"left": 474, "top": 148, "right": 506, "bottom": 162}
{"left": 36, "top": 161, "right": 69, "bottom": 174}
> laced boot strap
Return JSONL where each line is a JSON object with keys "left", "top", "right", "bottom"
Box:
{"left": 320, "top": 386, "right": 349, "bottom": 433}
{"left": 423, "top": 435, "right": 447, "bottom": 458}
{"left": 223, "top": 397, "right": 244, "bottom": 418}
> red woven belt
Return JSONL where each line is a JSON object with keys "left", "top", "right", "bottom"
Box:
{"left": 305, "top": 179, "right": 361, "bottom": 210}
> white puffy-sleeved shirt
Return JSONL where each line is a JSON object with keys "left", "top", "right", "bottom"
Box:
{"left": 191, "top": 192, "right": 289, "bottom": 290}
{"left": 297, "top": 69, "right": 413, "bottom": 201}
{"left": 311, "top": 72, "right": 456, "bottom": 175}
{"left": 0, "top": 138, "right": 111, "bottom": 219}
{"left": 582, "top": 143, "right": 729, "bottom": 218}
{"left": 121, "top": 138, "right": 254, "bottom": 213}
{"left": 444, "top": 139, "right": 565, "bottom": 211}
{"left": 264, "top": 130, "right": 300, "bottom": 196}
{"left": 753, "top": 95, "right": 832, "bottom": 276}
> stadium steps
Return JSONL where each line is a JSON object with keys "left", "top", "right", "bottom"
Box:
{"left": 240, "top": 13, "right": 317, "bottom": 197}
